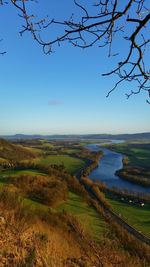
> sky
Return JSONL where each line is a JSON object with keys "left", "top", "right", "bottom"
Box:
{"left": 0, "top": 1, "right": 149, "bottom": 135}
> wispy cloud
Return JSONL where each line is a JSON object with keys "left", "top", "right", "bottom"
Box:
{"left": 48, "top": 99, "right": 63, "bottom": 106}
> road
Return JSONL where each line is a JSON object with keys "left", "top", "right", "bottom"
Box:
{"left": 77, "top": 172, "right": 150, "bottom": 247}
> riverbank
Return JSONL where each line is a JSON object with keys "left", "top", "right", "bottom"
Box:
{"left": 109, "top": 141, "right": 150, "bottom": 187}
{"left": 86, "top": 144, "right": 150, "bottom": 194}
{"left": 116, "top": 167, "right": 150, "bottom": 187}
{"left": 79, "top": 159, "right": 150, "bottom": 246}
{"left": 109, "top": 141, "right": 150, "bottom": 169}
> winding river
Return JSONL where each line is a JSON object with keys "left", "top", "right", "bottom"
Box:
{"left": 86, "top": 142, "right": 150, "bottom": 195}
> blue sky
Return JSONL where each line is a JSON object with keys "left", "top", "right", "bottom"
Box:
{"left": 0, "top": 1, "right": 149, "bottom": 135}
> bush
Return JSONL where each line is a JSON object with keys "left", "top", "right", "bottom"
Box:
{"left": 12, "top": 174, "right": 68, "bottom": 206}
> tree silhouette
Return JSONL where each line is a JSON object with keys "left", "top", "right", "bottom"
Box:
{"left": 3, "top": 0, "right": 150, "bottom": 103}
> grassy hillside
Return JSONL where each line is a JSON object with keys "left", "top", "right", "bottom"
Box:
{"left": 34, "top": 155, "right": 86, "bottom": 175}
{"left": 111, "top": 142, "right": 150, "bottom": 169}
{"left": 0, "top": 138, "right": 35, "bottom": 163}
{"left": 57, "top": 192, "right": 107, "bottom": 241}
{"left": 0, "top": 139, "right": 150, "bottom": 266}
{"left": 0, "top": 184, "right": 148, "bottom": 267}
{"left": 0, "top": 169, "right": 46, "bottom": 185}
{"left": 107, "top": 196, "right": 150, "bottom": 237}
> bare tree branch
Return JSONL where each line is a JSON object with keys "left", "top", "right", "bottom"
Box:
{"left": 1, "top": 0, "right": 150, "bottom": 103}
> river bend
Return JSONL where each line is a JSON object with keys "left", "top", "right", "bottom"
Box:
{"left": 86, "top": 144, "right": 150, "bottom": 195}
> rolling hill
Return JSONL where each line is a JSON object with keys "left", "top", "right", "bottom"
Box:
{"left": 0, "top": 138, "right": 35, "bottom": 163}
{"left": 1, "top": 132, "right": 150, "bottom": 141}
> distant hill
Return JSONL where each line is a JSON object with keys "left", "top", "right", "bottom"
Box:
{"left": 0, "top": 138, "right": 35, "bottom": 163}
{"left": 83, "top": 132, "right": 150, "bottom": 140}
{"left": 1, "top": 132, "right": 150, "bottom": 141}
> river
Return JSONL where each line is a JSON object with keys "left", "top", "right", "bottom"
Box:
{"left": 86, "top": 143, "right": 150, "bottom": 195}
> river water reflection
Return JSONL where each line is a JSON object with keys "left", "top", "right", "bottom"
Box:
{"left": 86, "top": 143, "right": 150, "bottom": 195}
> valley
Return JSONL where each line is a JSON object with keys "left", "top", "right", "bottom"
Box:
{"left": 0, "top": 137, "right": 150, "bottom": 266}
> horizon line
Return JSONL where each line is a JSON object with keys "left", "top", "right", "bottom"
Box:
{"left": 1, "top": 131, "right": 150, "bottom": 136}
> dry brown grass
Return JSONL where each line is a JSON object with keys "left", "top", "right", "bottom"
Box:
{"left": 0, "top": 186, "right": 149, "bottom": 267}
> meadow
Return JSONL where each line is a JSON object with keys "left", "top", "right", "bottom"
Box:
{"left": 107, "top": 196, "right": 150, "bottom": 238}
{"left": 110, "top": 141, "right": 150, "bottom": 186}
{"left": 112, "top": 142, "right": 150, "bottom": 169}
{"left": 57, "top": 192, "right": 107, "bottom": 241}
{"left": 33, "top": 155, "right": 86, "bottom": 175}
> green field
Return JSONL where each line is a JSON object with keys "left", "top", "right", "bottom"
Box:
{"left": 9, "top": 191, "right": 107, "bottom": 242}
{"left": 112, "top": 142, "right": 150, "bottom": 169}
{"left": 129, "top": 147, "right": 150, "bottom": 168}
{"left": 62, "top": 148, "right": 80, "bottom": 154}
{"left": 23, "top": 197, "right": 50, "bottom": 213}
{"left": 41, "top": 143, "right": 54, "bottom": 148}
{"left": 21, "top": 146, "right": 43, "bottom": 155}
{"left": 57, "top": 192, "right": 107, "bottom": 241}
{"left": 107, "top": 197, "right": 150, "bottom": 238}
{"left": 34, "top": 155, "right": 86, "bottom": 174}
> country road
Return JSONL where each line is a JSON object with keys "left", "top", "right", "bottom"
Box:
{"left": 106, "top": 205, "right": 150, "bottom": 246}
{"left": 76, "top": 166, "right": 150, "bottom": 247}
